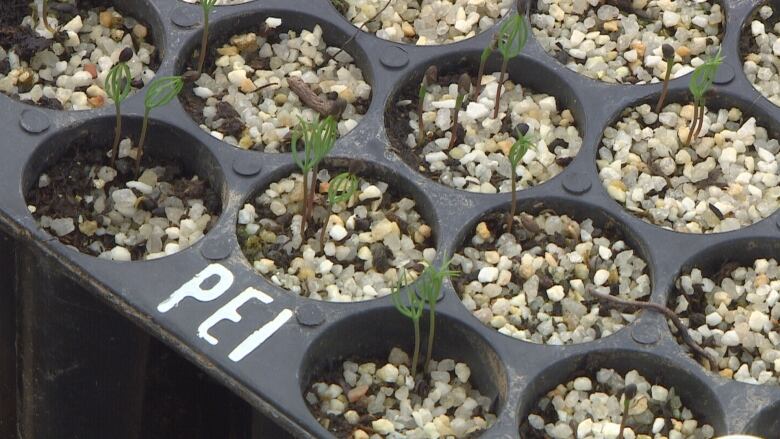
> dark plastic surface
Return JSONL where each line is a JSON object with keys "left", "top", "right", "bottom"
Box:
{"left": 0, "top": 0, "right": 779, "bottom": 437}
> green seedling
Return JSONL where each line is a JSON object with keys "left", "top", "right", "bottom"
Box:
{"left": 418, "top": 259, "right": 458, "bottom": 374}
{"left": 655, "top": 44, "right": 676, "bottom": 114}
{"left": 448, "top": 73, "right": 472, "bottom": 149}
{"left": 474, "top": 33, "right": 499, "bottom": 99}
{"left": 197, "top": 0, "right": 218, "bottom": 74}
{"left": 319, "top": 171, "right": 359, "bottom": 247}
{"left": 291, "top": 116, "right": 338, "bottom": 235}
{"left": 390, "top": 269, "right": 424, "bottom": 379}
{"left": 105, "top": 48, "right": 134, "bottom": 166}
{"left": 506, "top": 123, "right": 533, "bottom": 233}
{"left": 417, "top": 66, "right": 438, "bottom": 147}
{"left": 684, "top": 47, "right": 723, "bottom": 147}
{"left": 493, "top": 0, "right": 529, "bottom": 119}
{"left": 136, "top": 76, "right": 184, "bottom": 175}
{"left": 617, "top": 384, "right": 638, "bottom": 439}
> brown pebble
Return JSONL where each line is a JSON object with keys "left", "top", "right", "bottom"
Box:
{"left": 347, "top": 385, "right": 369, "bottom": 403}
{"left": 99, "top": 11, "right": 113, "bottom": 28}
{"left": 132, "top": 24, "right": 147, "bottom": 39}
{"left": 84, "top": 64, "right": 97, "bottom": 79}
{"left": 676, "top": 46, "right": 691, "bottom": 58}
{"left": 89, "top": 95, "right": 105, "bottom": 108}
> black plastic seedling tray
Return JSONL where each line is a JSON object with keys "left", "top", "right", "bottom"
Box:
{"left": 2, "top": 0, "right": 780, "bottom": 437}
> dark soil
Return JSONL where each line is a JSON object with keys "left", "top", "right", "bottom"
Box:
{"left": 0, "top": 0, "right": 160, "bottom": 110}
{"left": 386, "top": 59, "right": 575, "bottom": 189}
{"left": 27, "top": 138, "right": 220, "bottom": 260}
{"left": 306, "top": 350, "right": 490, "bottom": 438}
{"left": 237, "top": 167, "right": 433, "bottom": 281}
{"left": 519, "top": 356, "right": 692, "bottom": 438}
{"left": 181, "top": 24, "right": 371, "bottom": 152}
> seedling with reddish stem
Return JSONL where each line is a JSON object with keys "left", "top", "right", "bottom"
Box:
{"left": 617, "top": 384, "right": 638, "bottom": 439}
{"left": 506, "top": 123, "right": 533, "bottom": 232}
{"left": 291, "top": 116, "right": 338, "bottom": 235}
{"left": 448, "top": 73, "right": 471, "bottom": 149}
{"left": 684, "top": 48, "right": 723, "bottom": 147}
{"left": 197, "top": 0, "right": 218, "bottom": 74}
{"left": 105, "top": 48, "right": 134, "bottom": 166}
{"left": 474, "top": 34, "right": 498, "bottom": 99}
{"left": 136, "top": 76, "right": 184, "bottom": 175}
{"left": 417, "top": 66, "right": 438, "bottom": 147}
{"left": 655, "top": 44, "right": 676, "bottom": 113}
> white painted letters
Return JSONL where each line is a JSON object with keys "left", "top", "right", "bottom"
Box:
{"left": 157, "top": 264, "right": 234, "bottom": 313}
{"left": 198, "top": 287, "right": 274, "bottom": 344}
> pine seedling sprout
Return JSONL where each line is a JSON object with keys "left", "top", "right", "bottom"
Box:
{"left": 474, "top": 34, "right": 498, "bottom": 99}
{"left": 390, "top": 269, "right": 424, "bottom": 380}
{"left": 291, "top": 116, "right": 338, "bottom": 235}
{"left": 617, "top": 384, "right": 638, "bottom": 439}
{"left": 319, "top": 171, "right": 359, "bottom": 247}
{"left": 418, "top": 259, "right": 458, "bottom": 374}
{"left": 41, "top": 0, "right": 57, "bottom": 34}
{"left": 684, "top": 47, "right": 723, "bottom": 147}
{"left": 493, "top": 0, "right": 529, "bottom": 119}
{"left": 197, "top": 0, "right": 218, "bottom": 74}
{"left": 105, "top": 48, "right": 134, "bottom": 166}
{"left": 655, "top": 44, "right": 676, "bottom": 114}
{"left": 448, "top": 73, "right": 472, "bottom": 149}
{"left": 506, "top": 123, "right": 533, "bottom": 233}
{"left": 136, "top": 76, "right": 184, "bottom": 175}
{"left": 417, "top": 65, "right": 438, "bottom": 147}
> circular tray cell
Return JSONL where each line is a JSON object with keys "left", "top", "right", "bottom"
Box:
{"left": 530, "top": 0, "right": 724, "bottom": 84}
{"left": 386, "top": 54, "right": 582, "bottom": 194}
{"left": 451, "top": 201, "right": 651, "bottom": 345}
{"left": 301, "top": 307, "right": 507, "bottom": 438}
{"left": 23, "top": 116, "right": 224, "bottom": 261}
{"left": 518, "top": 351, "right": 723, "bottom": 438}
{"left": 670, "top": 247, "right": 780, "bottom": 385}
{"left": 745, "top": 400, "right": 780, "bottom": 437}
{"left": 0, "top": 0, "right": 160, "bottom": 110}
{"left": 742, "top": 2, "right": 780, "bottom": 107}
{"left": 237, "top": 160, "right": 436, "bottom": 302}
{"left": 329, "top": 0, "right": 513, "bottom": 46}
{"left": 179, "top": 11, "right": 372, "bottom": 153}
{"left": 598, "top": 95, "right": 780, "bottom": 234}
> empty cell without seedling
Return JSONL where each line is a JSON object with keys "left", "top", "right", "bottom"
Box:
{"left": 742, "top": 2, "right": 780, "bottom": 108}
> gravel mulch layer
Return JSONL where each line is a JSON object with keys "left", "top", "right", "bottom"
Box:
{"left": 181, "top": 19, "right": 371, "bottom": 152}
{"left": 393, "top": 69, "right": 581, "bottom": 193}
{"left": 672, "top": 258, "right": 780, "bottom": 385}
{"left": 306, "top": 347, "right": 496, "bottom": 438}
{"left": 27, "top": 139, "right": 220, "bottom": 261}
{"left": 0, "top": 2, "right": 158, "bottom": 110}
{"left": 598, "top": 102, "right": 780, "bottom": 234}
{"left": 237, "top": 169, "right": 435, "bottom": 301}
{"left": 531, "top": 0, "right": 724, "bottom": 84}
{"left": 742, "top": 4, "right": 780, "bottom": 107}
{"left": 452, "top": 210, "right": 650, "bottom": 345}
{"left": 520, "top": 368, "right": 716, "bottom": 438}
{"left": 331, "top": 0, "right": 513, "bottom": 45}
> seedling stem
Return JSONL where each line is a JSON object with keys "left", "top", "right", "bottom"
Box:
{"left": 197, "top": 0, "right": 218, "bottom": 74}
{"left": 319, "top": 172, "right": 359, "bottom": 248}
{"left": 493, "top": 9, "right": 529, "bottom": 119}
{"left": 655, "top": 44, "right": 675, "bottom": 114}
{"left": 506, "top": 124, "right": 532, "bottom": 233}
{"left": 136, "top": 76, "right": 184, "bottom": 175}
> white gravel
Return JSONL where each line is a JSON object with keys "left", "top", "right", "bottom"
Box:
{"left": 599, "top": 102, "right": 780, "bottom": 233}
{"left": 32, "top": 140, "right": 217, "bottom": 261}
{"left": 0, "top": 5, "right": 157, "bottom": 110}
{"left": 333, "top": 0, "right": 513, "bottom": 45}
{"left": 531, "top": 0, "right": 723, "bottom": 83}
{"left": 306, "top": 347, "right": 496, "bottom": 438}
{"left": 403, "top": 71, "right": 581, "bottom": 193}
{"left": 453, "top": 210, "right": 650, "bottom": 344}
{"left": 523, "top": 368, "right": 716, "bottom": 438}
{"left": 674, "top": 258, "right": 780, "bottom": 385}
{"left": 743, "top": 4, "right": 780, "bottom": 107}
{"left": 188, "top": 20, "right": 371, "bottom": 152}
{"left": 238, "top": 169, "right": 435, "bottom": 302}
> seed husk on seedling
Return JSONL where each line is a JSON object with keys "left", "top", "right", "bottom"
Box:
{"left": 319, "top": 171, "right": 359, "bottom": 247}
{"left": 684, "top": 47, "right": 723, "bottom": 147}
{"left": 105, "top": 47, "right": 134, "bottom": 166}
{"left": 417, "top": 65, "right": 438, "bottom": 147}
{"left": 448, "top": 73, "right": 472, "bottom": 149}
{"left": 655, "top": 44, "right": 676, "bottom": 114}
{"left": 493, "top": 0, "right": 530, "bottom": 119}
{"left": 506, "top": 123, "right": 533, "bottom": 233}
{"left": 617, "top": 384, "right": 638, "bottom": 439}
{"left": 291, "top": 116, "right": 338, "bottom": 235}
{"left": 41, "top": 0, "right": 57, "bottom": 34}
{"left": 135, "top": 76, "right": 184, "bottom": 175}
{"left": 197, "top": 0, "right": 218, "bottom": 74}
